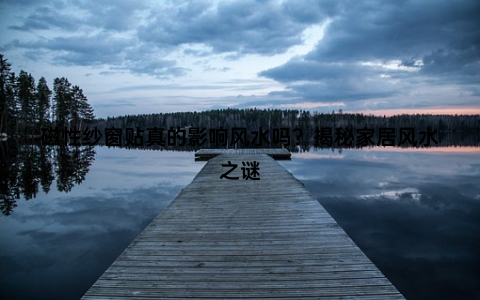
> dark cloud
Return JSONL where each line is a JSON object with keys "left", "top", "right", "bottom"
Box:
{"left": 7, "top": 33, "right": 187, "bottom": 78}
{"left": 6, "top": 0, "right": 147, "bottom": 33}
{"left": 285, "top": 82, "right": 398, "bottom": 102}
{"left": 9, "top": 33, "right": 130, "bottom": 66}
{"left": 0, "top": 0, "right": 51, "bottom": 6}
{"left": 260, "top": 60, "right": 402, "bottom": 102}
{"left": 260, "top": 59, "right": 381, "bottom": 82}
{"left": 119, "top": 60, "right": 189, "bottom": 78}
{"left": 260, "top": 0, "right": 480, "bottom": 106}
{"left": 281, "top": 0, "right": 338, "bottom": 24}
{"left": 2, "top": 0, "right": 183, "bottom": 78}
{"left": 137, "top": 0, "right": 327, "bottom": 55}
{"left": 421, "top": 47, "right": 480, "bottom": 83}
{"left": 76, "top": 0, "right": 149, "bottom": 32}
{"left": 182, "top": 48, "right": 212, "bottom": 57}
{"left": 8, "top": 6, "right": 81, "bottom": 32}
{"left": 306, "top": 0, "right": 480, "bottom": 63}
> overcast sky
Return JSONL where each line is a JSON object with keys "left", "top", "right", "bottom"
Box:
{"left": 1, "top": 0, "right": 479, "bottom": 117}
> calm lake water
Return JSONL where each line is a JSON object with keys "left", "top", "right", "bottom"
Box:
{"left": 1, "top": 146, "right": 479, "bottom": 299}
{"left": 282, "top": 148, "right": 480, "bottom": 300}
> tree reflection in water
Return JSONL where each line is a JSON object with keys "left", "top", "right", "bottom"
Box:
{"left": 0, "top": 142, "right": 96, "bottom": 216}
{"left": 2, "top": 135, "right": 479, "bottom": 216}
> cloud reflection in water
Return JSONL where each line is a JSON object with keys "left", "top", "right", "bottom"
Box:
{"left": 0, "top": 148, "right": 205, "bottom": 300}
{"left": 280, "top": 148, "right": 480, "bottom": 300}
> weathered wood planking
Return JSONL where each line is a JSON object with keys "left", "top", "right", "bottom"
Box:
{"left": 195, "top": 148, "right": 291, "bottom": 161}
{"left": 83, "top": 153, "right": 404, "bottom": 299}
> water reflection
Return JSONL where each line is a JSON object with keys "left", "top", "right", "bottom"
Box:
{"left": 0, "top": 147, "right": 205, "bottom": 299}
{"left": 280, "top": 148, "right": 480, "bottom": 300}
{"left": 1, "top": 143, "right": 480, "bottom": 299}
{"left": 0, "top": 143, "right": 95, "bottom": 216}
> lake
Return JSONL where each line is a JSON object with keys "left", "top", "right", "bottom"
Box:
{"left": 1, "top": 146, "right": 479, "bottom": 299}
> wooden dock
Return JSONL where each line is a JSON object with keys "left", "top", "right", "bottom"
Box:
{"left": 195, "top": 148, "right": 291, "bottom": 161}
{"left": 83, "top": 153, "right": 404, "bottom": 299}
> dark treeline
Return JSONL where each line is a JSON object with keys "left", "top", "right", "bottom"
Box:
{"left": 0, "top": 53, "right": 94, "bottom": 137}
{"left": 0, "top": 142, "right": 95, "bottom": 216}
{"left": 97, "top": 109, "right": 480, "bottom": 132}
{"left": 89, "top": 109, "right": 480, "bottom": 149}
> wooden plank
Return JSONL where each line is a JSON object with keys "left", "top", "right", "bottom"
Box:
{"left": 195, "top": 148, "right": 291, "bottom": 161}
{"left": 83, "top": 153, "right": 403, "bottom": 299}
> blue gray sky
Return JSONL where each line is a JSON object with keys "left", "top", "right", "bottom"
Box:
{"left": 1, "top": 0, "right": 479, "bottom": 117}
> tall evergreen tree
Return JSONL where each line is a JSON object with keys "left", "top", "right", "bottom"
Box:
{"left": 16, "top": 71, "right": 36, "bottom": 134}
{"left": 77, "top": 86, "right": 94, "bottom": 127}
{"left": 70, "top": 85, "right": 94, "bottom": 128}
{"left": 0, "top": 54, "right": 14, "bottom": 135}
{"left": 5, "top": 73, "right": 17, "bottom": 135}
{"left": 36, "top": 77, "right": 52, "bottom": 128}
{"left": 53, "top": 77, "right": 72, "bottom": 128}
{"left": 70, "top": 85, "right": 82, "bottom": 127}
